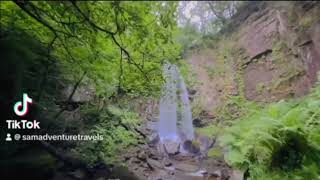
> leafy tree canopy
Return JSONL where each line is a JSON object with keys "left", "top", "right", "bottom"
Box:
{"left": 1, "top": 1, "right": 182, "bottom": 98}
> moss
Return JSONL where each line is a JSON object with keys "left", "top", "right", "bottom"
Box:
{"left": 298, "top": 15, "right": 314, "bottom": 31}
{"left": 195, "top": 125, "right": 221, "bottom": 137}
{"left": 271, "top": 69, "right": 305, "bottom": 90}
{"left": 206, "top": 64, "right": 224, "bottom": 79}
{"left": 192, "top": 140, "right": 201, "bottom": 149}
{"left": 256, "top": 82, "right": 265, "bottom": 94}
{"left": 237, "top": 69, "right": 246, "bottom": 98}
{"left": 208, "top": 148, "right": 223, "bottom": 158}
{"left": 191, "top": 97, "right": 206, "bottom": 119}
{"left": 271, "top": 40, "right": 288, "bottom": 63}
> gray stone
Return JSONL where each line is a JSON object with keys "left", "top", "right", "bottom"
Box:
{"left": 174, "top": 163, "right": 199, "bottom": 172}
{"left": 148, "top": 133, "right": 160, "bottom": 146}
{"left": 211, "top": 170, "right": 221, "bottom": 178}
{"left": 147, "top": 158, "right": 163, "bottom": 169}
{"left": 137, "top": 150, "right": 147, "bottom": 161}
{"left": 163, "top": 159, "right": 172, "bottom": 167}
{"left": 230, "top": 170, "right": 244, "bottom": 180}
{"left": 197, "top": 135, "right": 215, "bottom": 152}
{"left": 131, "top": 157, "right": 141, "bottom": 164}
{"left": 163, "top": 141, "right": 180, "bottom": 155}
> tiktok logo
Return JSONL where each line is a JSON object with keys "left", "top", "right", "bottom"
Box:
{"left": 13, "top": 93, "right": 33, "bottom": 117}
{"left": 6, "top": 93, "right": 40, "bottom": 130}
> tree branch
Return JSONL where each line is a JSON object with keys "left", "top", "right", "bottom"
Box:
{"left": 70, "top": 1, "right": 149, "bottom": 81}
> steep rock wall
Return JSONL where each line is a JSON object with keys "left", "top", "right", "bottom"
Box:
{"left": 238, "top": 1, "right": 320, "bottom": 101}
{"left": 188, "top": 1, "right": 320, "bottom": 116}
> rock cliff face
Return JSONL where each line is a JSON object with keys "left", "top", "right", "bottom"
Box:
{"left": 188, "top": 2, "right": 320, "bottom": 115}
{"left": 238, "top": 1, "right": 320, "bottom": 101}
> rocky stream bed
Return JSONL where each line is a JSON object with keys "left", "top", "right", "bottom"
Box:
{"left": 120, "top": 117, "right": 244, "bottom": 180}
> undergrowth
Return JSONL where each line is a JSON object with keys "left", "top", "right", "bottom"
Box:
{"left": 72, "top": 105, "right": 142, "bottom": 165}
{"left": 220, "top": 85, "right": 320, "bottom": 179}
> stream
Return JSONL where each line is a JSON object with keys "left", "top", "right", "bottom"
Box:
{"left": 124, "top": 64, "right": 240, "bottom": 180}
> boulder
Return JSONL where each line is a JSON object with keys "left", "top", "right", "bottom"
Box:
{"left": 210, "top": 170, "right": 221, "bottom": 178}
{"left": 148, "top": 133, "right": 160, "bottom": 147}
{"left": 163, "top": 142, "right": 180, "bottom": 155}
{"left": 163, "top": 159, "right": 172, "bottom": 167}
{"left": 183, "top": 140, "right": 200, "bottom": 154}
{"left": 146, "top": 158, "right": 163, "bottom": 169}
{"left": 193, "top": 118, "right": 205, "bottom": 128}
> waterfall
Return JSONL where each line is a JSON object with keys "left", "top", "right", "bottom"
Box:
{"left": 159, "top": 64, "right": 180, "bottom": 142}
{"left": 158, "top": 63, "right": 194, "bottom": 143}
{"left": 177, "top": 69, "right": 195, "bottom": 140}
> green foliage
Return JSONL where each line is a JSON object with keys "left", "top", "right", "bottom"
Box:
{"left": 1, "top": 1, "right": 184, "bottom": 166}
{"left": 1, "top": 1, "right": 182, "bottom": 98}
{"left": 220, "top": 86, "right": 320, "bottom": 179}
{"left": 191, "top": 97, "right": 206, "bottom": 119}
{"left": 72, "top": 105, "right": 142, "bottom": 165}
{"left": 175, "top": 22, "right": 202, "bottom": 53}
{"left": 196, "top": 125, "right": 221, "bottom": 137}
{"left": 178, "top": 59, "right": 198, "bottom": 88}
{"left": 214, "top": 95, "right": 262, "bottom": 124}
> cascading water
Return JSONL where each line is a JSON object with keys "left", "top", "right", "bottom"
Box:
{"left": 158, "top": 64, "right": 180, "bottom": 142}
{"left": 158, "top": 63, "right": 194, "bottom": 144}
{"left": 177, "top": 69, "right": 194, "bottom": 140}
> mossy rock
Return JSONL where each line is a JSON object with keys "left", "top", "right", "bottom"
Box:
{"left": 208, "top": 148, "right": 223, "bottom": 158}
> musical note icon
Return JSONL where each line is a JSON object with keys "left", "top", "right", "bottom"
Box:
{"left": 13, "top": 93, "right": 33, "bottom": 117}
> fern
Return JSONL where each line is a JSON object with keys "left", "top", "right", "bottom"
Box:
{"left": 220, "top": 85, "right": 320, "bottom": 179}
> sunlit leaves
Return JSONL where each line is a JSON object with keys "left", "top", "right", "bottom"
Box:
{"left": 2, "top": 1, "right": 182, "bottom": 98}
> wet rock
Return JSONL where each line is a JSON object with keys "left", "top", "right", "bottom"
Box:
{"left": 163, "top": 142, "right": 180, "bottom": 155}
{"left": 187, "top": 169, "right": 208, "bottom": 177}
{"left": 211, "top": 170, "right": 221, "bottom": 178}
{"left": 148, "top": 133, "right": 160, "bottom": 147}
{"left": 175, "top": 163, "right": 199, "bottom": 172}
{"left": 193, "top": 118, "right": 205, "bottom": 128}
{"left": 146, "top": 158, "right": 163, "bottom": 169}
{"left": 188, "top": 89, "right": 197, "bottom": 95}
{"left": 164, "top": 166, "right": 175, "bottom": 171}
{"left": 163, "top": 159, "right": 172, "bottom": 167}
{"left": 183, "top": 140, "right": 200, "bottom": 154}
